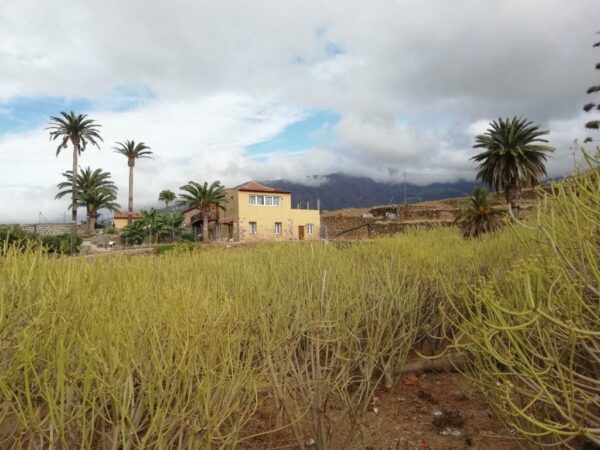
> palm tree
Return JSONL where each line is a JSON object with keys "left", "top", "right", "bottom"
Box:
{"left": 471, "top": 117, "right": 554, "bottom": 213}
{"left": 583, "top": 31, "right": 600, "bottom": 142}
{"left": 455, "top": 187, "right": 504, "bottom": 238}
{"left": 47, "top": 112, "right": 103, "bottom": 229}
{"left": 56, "top": 167, "right": 119, "bottom": 235}
{"left": 161, "top": 212, "right": 184, "bottom": 242}
{"left": 158, "top": 190, "right": 176, "bottom": 208}
{"left": 113, "top": 140, "right": 153, "bottom": 226}
{"left": 178, "top": 181, "right": 227, "bottom": 242}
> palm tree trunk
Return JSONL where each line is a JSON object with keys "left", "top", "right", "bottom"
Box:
{"left": 87, "top": 206, "right": 95, "bottom": 236}
{"left": 128, "top": 162, "right": 134, "bottom": 226}
{"left": 71, "top": 144, "right": 78, "bottom": 232}
{"left": 215, "top": 203, "right": 220, "bottom": 240}
{"left": 504, "top": 182, "right": 522, "bottom": 215}
{"left": 202, "top": 211, "right": 209, "bottom": 242}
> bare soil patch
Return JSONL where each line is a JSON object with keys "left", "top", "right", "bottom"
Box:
{"left": 242, "top": 372, "right": 523, "bottom": 450}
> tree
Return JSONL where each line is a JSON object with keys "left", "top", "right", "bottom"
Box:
{"left": 471, "top": 117, "right": 554, "bottom": 213}
{"left": 178, "top": 181, "right": 226, "bottom": 242}
{"left": 47, "top": 112, "right": 103, "bottom": 230}
{"left": 56, "top": 167, "right": 120, "bottom": 235}
{"left": 583, "top": 31, "right": 600, "bottom": 146}
{"left": 113, "top": 140, "right": 153, "bottom": 226}
{"left": 158, "top": 190, "right": 176, "bottom": 208}
{"left": 160, "top": 212, "right": 184, "bottom": 242}
{"left": 455, "top": 187, "right": 504, "bottom": 238}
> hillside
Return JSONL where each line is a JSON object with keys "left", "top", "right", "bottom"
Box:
{"left": 261, "top": 173, "right": 479, "bottom": 211}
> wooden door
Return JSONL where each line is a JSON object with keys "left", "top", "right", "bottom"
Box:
{"left": 298, "top": 226, "right": 305, "bottom": 240}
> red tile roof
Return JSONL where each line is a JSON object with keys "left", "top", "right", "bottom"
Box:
{"left": 113, "top": 211, "right": 142, "bottom": 220}
{"left": 235, "top": 181, "right": 290, "bottom": 194}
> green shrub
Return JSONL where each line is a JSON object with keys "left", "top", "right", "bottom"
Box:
{"left": 179, "top": 232, "right": 195, "bottom": 242}
{"left": 155, "top": 242, "right": 197, "bottom": 255}
{"left": 104, "top": 225, "right": 116, "bottom": 235}
{"left": 41, "top": 233, "right": 82, "bottom": 255}
{"left": 0, "top": 225, "right": 37, "bottom": 251}
{"left": 446, "top": 159, "right": 600, "bottom": 448}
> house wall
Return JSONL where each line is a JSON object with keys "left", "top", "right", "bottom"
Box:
{"left": 221, "top": 190, "right": 320, "bottom": 241}
{"left": 114, "top": 217, "right": 141, "bottom": 231}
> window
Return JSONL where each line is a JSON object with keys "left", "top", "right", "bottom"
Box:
{"left": 274, "top": 222, "right": 282, "bottom": 235}
{"left": 248, "top": 195, "right": 282, "bottom": 206}
{"left": 249, "top": 222, "right": 257, "bottom": 235}
{"left": 307, "top": 223, "right": 314, "bottom": 235}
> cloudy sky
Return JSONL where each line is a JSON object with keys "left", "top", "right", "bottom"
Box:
{"left": 1, "top": 0, "right": 599, "bottom": 223}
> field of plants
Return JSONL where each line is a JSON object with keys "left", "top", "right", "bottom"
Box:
{"left": 0, "top": 163, "right": 598, "bottom": 449}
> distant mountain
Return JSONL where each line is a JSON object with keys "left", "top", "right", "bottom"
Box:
{"left": 261, "top": 173, "right": 479, "bottom": 211}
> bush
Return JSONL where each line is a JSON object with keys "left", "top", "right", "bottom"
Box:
{"left": 155, "top": 242, "right": 197, "bottom": 255}
{"left": 0, "top": 227, "right": 80, "bottom": 255}
{"left": 446, "top": 160, "right": 600, "bottom": 448}
{"left": 179, "top": 232, "right": 195, "bottom": 242}
{"left": 0, "top": 225, "right": 37, "bottom": 251}
{"left": 41, "top": 233, "right": 82, "bottom": 255}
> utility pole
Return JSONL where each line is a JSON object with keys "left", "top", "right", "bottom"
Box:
{"left": 570, "top": 139, "right": 579, "bottom": 172}
{"left": 403, "top": 171, "right": 407, "bottom": 205}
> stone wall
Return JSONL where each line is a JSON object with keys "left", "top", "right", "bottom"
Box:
{"left": 321, "top": 215, "right": 455, "bottom": 240}
{"left": 22, "top": 223, "right": 84, "bottom": 236}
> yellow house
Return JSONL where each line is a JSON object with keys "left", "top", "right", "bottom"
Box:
{"left": 113, "top": 211, "right": 142, "bottom": 231}
{"left": 185, "top": 181, "right": 320, "bottom": 242}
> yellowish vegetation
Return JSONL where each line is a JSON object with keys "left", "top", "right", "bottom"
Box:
{"left": 0, "top": 157, "right": 597, "bottom": 449}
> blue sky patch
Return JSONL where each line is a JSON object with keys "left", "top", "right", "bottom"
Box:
{"left": 0, "top": 85, "right": 155, "bottom": 136}
{"left": 246, "top": 110, "right": 340, "bottom": 156}
{"left": 0, "top": 96, "right": 92, "bottom": 135}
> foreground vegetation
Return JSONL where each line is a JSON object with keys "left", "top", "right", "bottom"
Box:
{"left": 0, "top": 159, "right": 598, "bottom": 449}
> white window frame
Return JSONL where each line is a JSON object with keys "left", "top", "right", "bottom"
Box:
{"left": 248, "top": 195, "right": 282, "bottom": 206}
{"left": 274, "top": 222, "right": 282, "bottom": 235}
{"left": 307, "top": 223, "right": 314, "bottom": 235}
{"left": 249, "top": 221, "right": 257, "bottom": 235}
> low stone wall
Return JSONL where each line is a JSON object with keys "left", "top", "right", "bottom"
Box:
{"left": 321, "top": 215, "right": 455, "bottom": 240}
{"left": 22, "top": 223, "right": 84, "bottom": 236}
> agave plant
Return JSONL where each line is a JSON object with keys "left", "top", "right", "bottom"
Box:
{"left": 455, "top": 187, "right": 504, "bottom": 238}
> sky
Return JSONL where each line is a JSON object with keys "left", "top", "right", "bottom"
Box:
{"left": 0, "top": 0, "right": 599, "bottom": 223}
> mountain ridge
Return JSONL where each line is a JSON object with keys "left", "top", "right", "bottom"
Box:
{"left": 260, "top": 173, "right": 480, "bottom": 211}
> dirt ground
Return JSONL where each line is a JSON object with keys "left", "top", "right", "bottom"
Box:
{"left": 242, "top": 372, "right": 524, "bottom": 450}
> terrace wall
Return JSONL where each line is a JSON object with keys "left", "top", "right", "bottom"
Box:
{"left": 22, "top": 223, "right": 84, "bottom": 236}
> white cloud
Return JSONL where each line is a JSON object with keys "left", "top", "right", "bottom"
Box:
{"left": 0, "top": 0, "right": 599, "bottom": 221}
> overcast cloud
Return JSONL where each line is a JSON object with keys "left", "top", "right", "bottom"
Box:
{"left": 0, "top": 0, "right": 599, "bottom": 223}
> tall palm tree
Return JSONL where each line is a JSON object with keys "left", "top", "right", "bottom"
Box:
{"left": 56, "top": 167, "right": 119, "bottom": 235}
{"left": 178, "top": 181, "right": 227, "bottom": 242}
{"left": 158, "top": 190, "right": 176, "bottom": 208}
{"left": 583, "top": 31, "right": 600, "bottom": 142}
{"left": 113, "top": 141, "right": 153, "bottom": 226}
{"left": 454, "top": 187, "right": 504, "bottom": 238}
{"left": 471, "top": 117, "right": 554, "bottom": 213}
{"left": 47, "top": 112, "right": 103, "bottom": 229}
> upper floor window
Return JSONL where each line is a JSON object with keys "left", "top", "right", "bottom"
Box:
{"left": 249, "top": 195, "right": 281, "bottom": 206}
